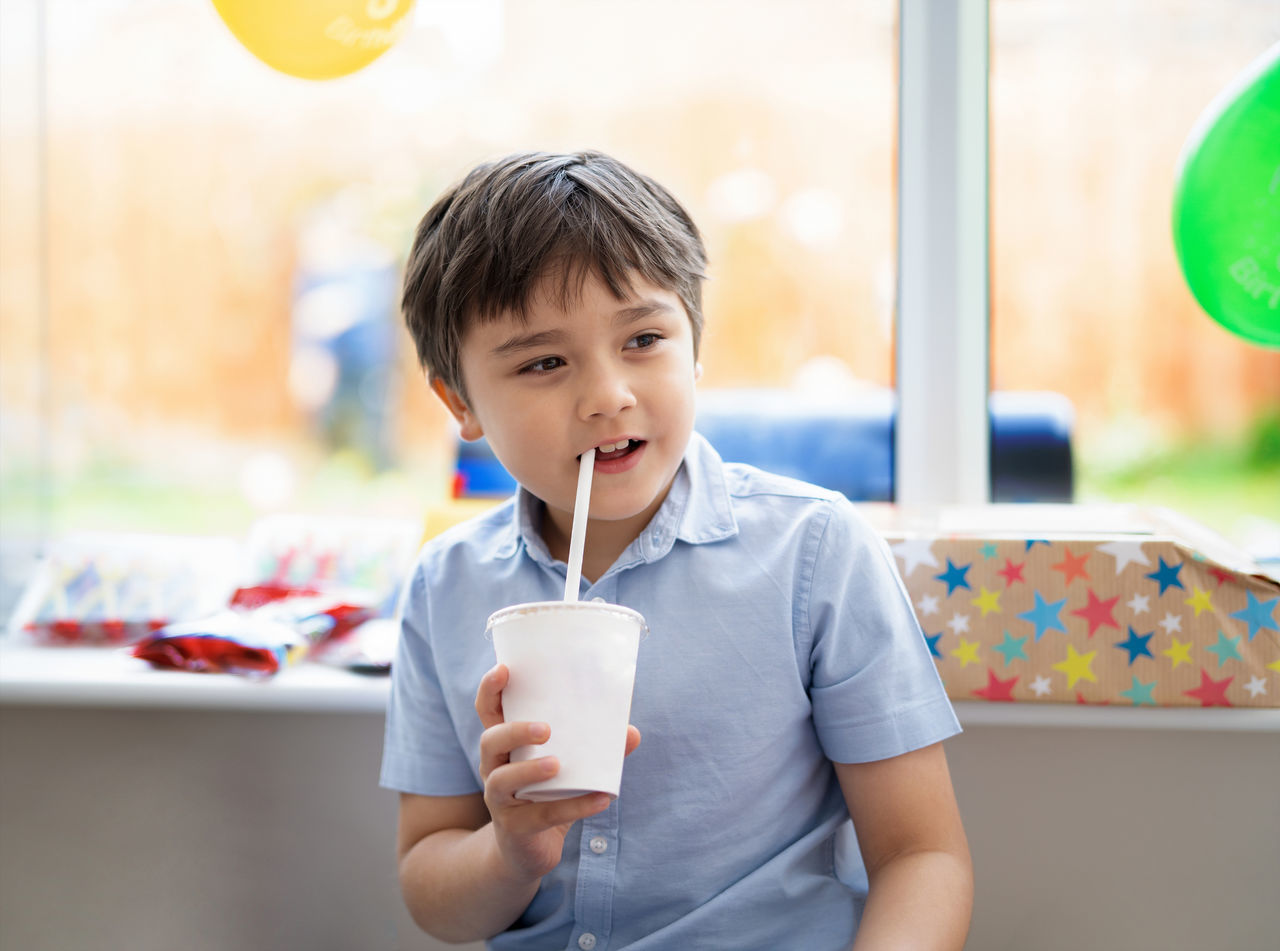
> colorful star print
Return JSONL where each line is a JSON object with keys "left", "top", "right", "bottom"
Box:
{"left": 923, "top": 631, "right": 943, "bottom": 658}
{"left": 1184, "top": 588, "right": 1215, "bottom": 618}
{"left": 1053, "top": 644, "right": 1098, "bottom": 689}
{"left": 971, "top": 586, "right": 1002, "bottom": 617}
{"left": 1114, "top": 627, "right": 1154, "bottom": 665}
{"left": 1183, "top": 668, "right": 1233, "bottom": 707}
{"left": 996, "top": 558, "right": 1026, "bottom": 587}
{"left": 1161, "top": 637, "right": 1193, "bottom": 669}
{"left": 1052, "top": 547, "right": 1091, "bottom": 585}
{"left": 886, "top": 530, "right": 1279, "bottom": 709}
{"left": 1127, "top": 593, "right": 1150, "bottom": 615}
{"left": 1119, "top": 676, "right": 1157, "bottom": 706}
{"left": 1098, "top": 540, "right": 1150, "bottom": 574}
{"left": 1017, "top": 591, "right": 1068, "bottom": 641}
{"left": 892, "top": 538, "right": 939, "bottom": 577}
{"left": 950, "top": 637, "right": 981, "bottom": 668}
{"left": 934, "top": 559, "right": 972, "bottom": 596}
{"left": 1228, "top": 591, "right": 1278, "bottom": 640}
{"left": 991, "top": 631, "right": 1029, "bottom": 667}
{"left": 1204, "top": 630, "right": 1243, "bottom": 668}
{"left": 1071, "top": 589, "right": 1121, "bottom": 638}
{"left": 1208, "top": 566, "right": 1233, "bottom": 587}
{"left": 1145, "top": 557, "right": 1184, "bottom": 595}
{"left": 973, "top": 668, "right": 1018, "bottom": 701}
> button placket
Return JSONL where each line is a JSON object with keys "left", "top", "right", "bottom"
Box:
{"left": 573, "top": 804, "right": 620, "bottom": 951}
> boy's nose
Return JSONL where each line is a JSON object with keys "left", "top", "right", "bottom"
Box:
{"left": 577, "top": 365, "right": 636, "bottom": 420}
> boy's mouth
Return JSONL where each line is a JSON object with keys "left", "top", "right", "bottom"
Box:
{"left": 584, "top": 439, "right": 644, "bottom": 463}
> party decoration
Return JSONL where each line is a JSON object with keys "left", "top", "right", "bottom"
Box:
{"left": 1172, "top": 43, "right": 1280, "bottom": 348}
{"left": 879, "top": 506, "right": 1280, "bottom": 708}
{"left": 211, "top": 0, "right": 415, "bottom": 81}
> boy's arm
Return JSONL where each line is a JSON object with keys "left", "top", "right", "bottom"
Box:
{"left": 396, "top": 790, "right": 534, "bottom": 942}
{"left": 396, "top": 789, "right": 568, "bottom": 942}
{"left": 835, "top": 743, "right": 973, "bottom": 951}
{"left": 396, "top": 664, "right": 637, "bottom": 943}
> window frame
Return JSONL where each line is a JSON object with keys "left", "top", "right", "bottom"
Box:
{"left": 895, "top": 0, "right": 991, "bottom": 505}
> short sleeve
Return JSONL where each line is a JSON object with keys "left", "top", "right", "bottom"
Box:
{"left": 379, "top": 565, "right": 483, "bottom": 796}
{"left": 803, "top": 500, "right": 960, "bottom": 764}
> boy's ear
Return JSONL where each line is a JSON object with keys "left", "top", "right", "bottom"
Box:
{"left": 430, "top": 378, "right": 485, "bottom": 442}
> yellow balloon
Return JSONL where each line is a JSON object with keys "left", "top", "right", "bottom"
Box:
{"left": 212, "top": 0, "right": 416, "bottom": 80}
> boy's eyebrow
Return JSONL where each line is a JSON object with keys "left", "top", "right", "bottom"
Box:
{"left": 613, "top": 299, "right": 678, "bottom": 325}
{"left": 489, "top": 299, "right": 678, "bottom": 356}
{"left": 490, "top": 328, "right": 566, "bottom": 357}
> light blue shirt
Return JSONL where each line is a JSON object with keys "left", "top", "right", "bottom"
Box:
{"left": 381, "top": 433, "right": 960, "bottom": 951}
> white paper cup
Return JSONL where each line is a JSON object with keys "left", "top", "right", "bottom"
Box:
{"left": 486, "top": 600, "right": 645, "bottom": 801}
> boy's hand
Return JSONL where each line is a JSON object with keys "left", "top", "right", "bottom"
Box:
{"left": 475, "top": 664, "right": 641, "bottom": 882}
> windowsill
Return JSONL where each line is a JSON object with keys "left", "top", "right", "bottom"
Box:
{"left": 0, "top": 644, "right": 390, "bottom": 713}
{"left": 1, "top": 644, "right": 1277, "bottom": 731}
{"left": 949, "top": 698, "right": 1280, "bottom": 732}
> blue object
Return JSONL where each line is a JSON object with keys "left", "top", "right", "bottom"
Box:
{"left": 452, "top": 389, "right": 1073, "bottom": 503}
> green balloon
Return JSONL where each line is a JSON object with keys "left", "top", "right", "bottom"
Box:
{"left": 1172, "top": 43, "right": 1280, "bottom": 349}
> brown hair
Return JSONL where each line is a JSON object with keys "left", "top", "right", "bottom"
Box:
{"left": 401, "top": 151, "right": 707, "bottom": 398}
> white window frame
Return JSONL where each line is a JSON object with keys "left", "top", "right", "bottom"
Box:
{"left": 896, "top": 0, "right": 990, "bottom": 506}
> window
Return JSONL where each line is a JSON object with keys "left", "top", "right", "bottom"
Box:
{"left": 0, "top": 0, "right": 897, "bottom": 553}
{"left": 990, "top": 0, "right": 1280, "bottom": 550}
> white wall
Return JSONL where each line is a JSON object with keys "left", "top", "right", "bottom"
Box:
{"left": 1, "top": 705, "right": 1276, "bottom": 950}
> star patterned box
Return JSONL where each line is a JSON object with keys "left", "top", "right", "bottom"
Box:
{"left": 865, "top": 504, "right": 1280, "bottom": 708}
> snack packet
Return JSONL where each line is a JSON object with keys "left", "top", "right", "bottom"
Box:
{"left": 131, "top": 588, "right": 374, "bottom": 678}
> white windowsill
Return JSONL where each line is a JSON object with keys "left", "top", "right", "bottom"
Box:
{"left": 0, "top": 644, "right": 390, "bottom": 713}
{"left": 2, "top": 645, "right": 1278, "bottom": 731}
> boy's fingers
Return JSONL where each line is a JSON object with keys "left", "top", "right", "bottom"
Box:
{"left": 486, "top": 755, "right": 560, "bottom": 805}
{"left": 500, "top": 788, "right": 613, "bottom": 832}
{"left": 474, "top": 664, "right": 508, "bottom": 729}
{"left": 624, "top": 725, "right": 641, "bottom": 757}
{"left": 479, "top": 721, "right": 549, "bottom": 779}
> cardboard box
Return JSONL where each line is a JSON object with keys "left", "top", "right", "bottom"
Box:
{"left": 866, "top": 505, "right": 1280, "bottom": 708}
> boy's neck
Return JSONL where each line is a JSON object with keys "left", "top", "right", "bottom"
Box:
{"left": 538, "top": 488, "right": 672, "bottom": 585}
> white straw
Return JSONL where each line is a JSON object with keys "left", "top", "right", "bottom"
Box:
{"left": 563, "top": 449, "right": 595, "bottom": 601}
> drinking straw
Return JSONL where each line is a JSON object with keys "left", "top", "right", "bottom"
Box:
{"left": 563, "top": 449, "right": 595, "bottom": 601}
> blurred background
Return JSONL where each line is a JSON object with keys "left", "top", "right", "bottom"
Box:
{"left": 2, "top": 0, "right": 1278, "bottom": 599}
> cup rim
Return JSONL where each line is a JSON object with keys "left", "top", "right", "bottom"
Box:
{"left": 484, "top": 600, "right": 648, "bottom": 638}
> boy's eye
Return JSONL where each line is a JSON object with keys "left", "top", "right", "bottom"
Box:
{"left": 625, "top": 332, "right": 663, "bottom": 351}
{"left": 519, "top": 356, "right": 565, "bottom": 374}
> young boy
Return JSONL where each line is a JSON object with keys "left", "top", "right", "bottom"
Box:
{"left": 382, "top": 150, "right": 972, "bottom": 950}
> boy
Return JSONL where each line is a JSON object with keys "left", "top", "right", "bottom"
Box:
{"left": 382, "top": 151, "right": 972, "bottom": 950}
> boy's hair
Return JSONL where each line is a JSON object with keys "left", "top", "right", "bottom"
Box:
{"left": 402, "top": 150, "right": 708, "bottom": 399}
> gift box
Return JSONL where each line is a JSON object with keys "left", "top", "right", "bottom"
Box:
{"left": 6, "top": 534, "right": 240, "bottom": 646}
{"left": 867, "top": 504, "right": 1280, "bottom": 708}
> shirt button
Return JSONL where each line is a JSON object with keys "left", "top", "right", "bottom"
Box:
{"left": 589, "top": 835, "right": 608, "bottom": 854}
{"left": 591, "top": 597, "right": 606, "bottom": 603}
{"left": 578, "top": 933, "right": 597, "bottom": 950}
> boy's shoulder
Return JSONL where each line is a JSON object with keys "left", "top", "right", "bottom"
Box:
{"left": 417, "top": 496, "right": 519, "bottom": 571}
{"left": 721, "top": 459, "right": 847, "bottom": 507}
{"left": 723, "top": 460, "right": 837, "bottom": 497}
{"left": 716, "top": 460, "right": 883, "bottom": 550}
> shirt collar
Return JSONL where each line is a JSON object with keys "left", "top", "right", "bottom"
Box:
{"left": 492, "top": 431, "right": 738, "bottom": 566}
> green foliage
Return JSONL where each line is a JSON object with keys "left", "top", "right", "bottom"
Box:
{"left": 1078, "top": 409, "right": 1280, "bottom": 538}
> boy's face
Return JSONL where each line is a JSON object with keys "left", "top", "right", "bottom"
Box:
{"left": 435, "top": 268, "right": 700, "bottom": 552}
